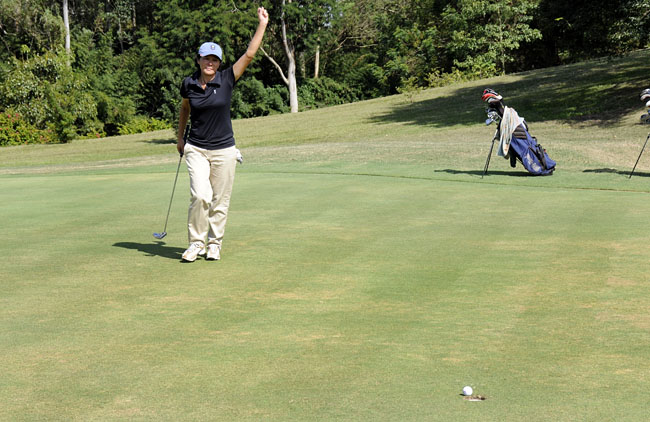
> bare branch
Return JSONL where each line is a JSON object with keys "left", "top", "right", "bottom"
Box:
{"left": 260, "top": 46, "right": 289, "bottom": 86}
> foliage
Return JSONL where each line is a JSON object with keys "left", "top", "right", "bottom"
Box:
{"left": 73, "top": 28, "right": 139, "bottom": 135}
{"left": 426, "top": 68, "right": 474, "bottom": 88}
{"left": 117, "top": 115, "right": 170, "bottom": 135}
{"left": 0, "top": 0, "right": 64, "bottom": 62}
{"left": 298, "top": 77, "right": 359, "bottom": 110}
{"left": 0, "top": 49, "right": 101, "bottom": 142}
{"left": 528, "top": 0, "right": 650, "bottom": 67}
{"left": 0, "top": 110, "right": 56, "bottom": 146}
{"left": 441, "top": 0, "right": 542, "bottom": 76}
{"left": 232, "top": 78, "right": 288, "bottom": 118}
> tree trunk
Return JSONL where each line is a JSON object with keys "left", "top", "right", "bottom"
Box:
{"left": 314, "top": 44, "right": 320, "bottom": 78}
{"left": 288, "top": 52, "right": 298, "bottom": 113}
{"left": 281, "top": 0, "right": 299, "bottom": 113}
{"left": 118, "top": 20, "right": 124, "bottom": 53}
{"left": 62, "top": 0, "right": 70, "bottom": 63}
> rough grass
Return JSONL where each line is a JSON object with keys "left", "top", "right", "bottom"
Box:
{"left": 2, "top": 49, "right": 650, "bottom": 421}
{"left": 3, "top": 49, "right": 650, "bottom": 175}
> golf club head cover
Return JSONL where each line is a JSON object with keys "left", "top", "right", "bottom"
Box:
{"left": 482, "top": 88, "right": 503, "bottom": 104}
{"left": 482, "top": 88, "right": 504, "bottom": 116}
{"left": 641, "top": 88, "right": 650, "bottom": 103}
{"left": 483, "top": 88, "right": 504, "bottom": 117}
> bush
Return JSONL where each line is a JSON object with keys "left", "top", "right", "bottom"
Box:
{"left": 0, "top": 50, "right": 101, "bottom": 143}
{"left": 95, "top": 91, "right": 136, "bottom": 136}
{"left": 232, "top": 78, "right": 288, "bottom": 118}
{"left": 0, "top": 111, "right": 56, "bottom": 146}
{"left": 426, "top": 68, "right": 473, "bottom": 88}
{"left": 117, "top": 116, "right": 170, "bottom": 135}
{"left": 298, "top": 77, "right": 359, "bottom": 110}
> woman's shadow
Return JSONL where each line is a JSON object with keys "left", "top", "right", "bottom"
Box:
{"left": 113, "top": 241, "right": 185, "bottom": 260}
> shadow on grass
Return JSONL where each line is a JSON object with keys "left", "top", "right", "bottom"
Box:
{"left": 436, "top": 169, "right": 534, "bottom": 177}
{"left": 369, "top": 51, "right": 650, "bottom": 129}
{"left": 146, "top": 137, "right": 175, "bottom": 145}
{"left": 583, "top": 168, "right": 647, "bottom": 177}
{"left": 113, "top": 241, "right": 184, "bottom": 260}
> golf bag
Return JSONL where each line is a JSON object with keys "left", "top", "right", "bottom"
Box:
{"left": 482, "top": 88, "right": 555, "bottom": 176}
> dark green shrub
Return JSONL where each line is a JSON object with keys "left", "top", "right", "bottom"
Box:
{"left": 95, "top": 91, "right": 136, "bottom": 136}
{"left": 298, "top": 77, "right": 359, "bottom": 110}
{"left": 232, "top": 78, "right": 288, "bottom": 118}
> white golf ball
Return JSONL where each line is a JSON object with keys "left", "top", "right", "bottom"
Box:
{"left": 462, "top": 386, "right": 473, "bottom": 396}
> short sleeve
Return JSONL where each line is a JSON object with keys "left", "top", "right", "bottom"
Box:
{"left": 180, "top": 77, "right": 190, "bottom": 98}
{"left": 225, "top": 67, "right": 236, "bottom": 87}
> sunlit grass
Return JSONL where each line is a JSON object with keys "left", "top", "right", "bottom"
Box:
{"left": 2, "top": 49, "right": 650, "bottom": 421}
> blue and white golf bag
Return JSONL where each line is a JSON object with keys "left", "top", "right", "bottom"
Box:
{"left": 505, "top": 119, "right": 556, "bottom": 176}
{"left": 482, "top": 88, "right": 555, "bottom": 176}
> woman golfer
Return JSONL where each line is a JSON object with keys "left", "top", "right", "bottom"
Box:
{"left": 176, "top": 7, "right": 268, "bottom": 262}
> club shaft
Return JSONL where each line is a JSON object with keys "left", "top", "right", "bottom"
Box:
{"left": 162, "top": 155, "right": 183, "bottom": 232}
{"left": 629, "top": 133, "right": 650, "bottom": 178}
{"left": 157, "top": 124, "right": 189, "bottom": 235}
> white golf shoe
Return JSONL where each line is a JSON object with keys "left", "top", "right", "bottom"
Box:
{"left": 182, "top": 242, "right": 205, "bottom": 262}
{"left": 206, "top": 244, "right": 221, "bottom": 261}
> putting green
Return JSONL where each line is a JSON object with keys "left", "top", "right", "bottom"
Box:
{"left": 1, "top": 164, "right": 649, "bottom": 420}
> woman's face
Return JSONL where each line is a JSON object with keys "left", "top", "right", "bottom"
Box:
{"left": 198, "top": 55, "right": 221, "bottom": 76}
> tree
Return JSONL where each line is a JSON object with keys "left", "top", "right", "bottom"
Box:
{"left": 441, "top": 0, "right": 542, "bottom": 76}
{"left": 0, "top": 0, "right": 63, "bottom": 61}
{"left": 263, "top": 0, "right": 298, "bottom": 112}
{"left": 530, "top": 0, "right": 650, "bottom": 66}
{"left": 0, "top": 49, "right": 101, "bottom": 141}
{"left": 262, "top": 0, "right": 339, "bottom": 112}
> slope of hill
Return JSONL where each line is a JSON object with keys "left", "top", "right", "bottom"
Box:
{"left": 2, "top": 48, "right": 650, "bottom": 177}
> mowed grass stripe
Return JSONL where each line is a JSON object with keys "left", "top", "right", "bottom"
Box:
{"left": 2, "top": 170, "right": 650, "bottom": 420}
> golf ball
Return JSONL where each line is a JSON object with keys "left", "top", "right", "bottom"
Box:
{"left": 462, "top": 386, "right": 473, "bottom": 396}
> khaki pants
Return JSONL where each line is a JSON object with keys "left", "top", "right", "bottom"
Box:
{"left": 184, "top": 143, "right": 237, "bottom": 247}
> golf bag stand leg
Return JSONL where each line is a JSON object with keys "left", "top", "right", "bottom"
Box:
{"left": 482, "top": 128, "right": 499, "bottom": 178}
{"left": 629, "top": 133, "right": 650, "bottom": 178}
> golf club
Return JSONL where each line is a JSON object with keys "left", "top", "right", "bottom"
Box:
{"left": 482, "top": 109, "right": 501, "bottom": 178}
{"left": 153, "top": 154, "right": 183, "bottom": 239}
{"left": 153, "top": 125, "right": 188, "bottom": 239}
{"left": 628, "top": 133, "right": 650, "bottom": 179}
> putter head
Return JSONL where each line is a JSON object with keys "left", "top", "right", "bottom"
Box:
{"left": 153, "top": 232, "right": 167, "bottom": 239}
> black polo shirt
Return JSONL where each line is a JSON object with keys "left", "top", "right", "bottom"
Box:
{"left": 180, "top": 67, "right": 237, "bottom": 150}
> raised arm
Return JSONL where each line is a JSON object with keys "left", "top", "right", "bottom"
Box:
{"left": 233, "top": 7, "right": 269, "bottom": 81}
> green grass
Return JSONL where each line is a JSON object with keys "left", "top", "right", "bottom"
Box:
{"left": 3, "top": 50, "right": 650, "bottom": 420}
